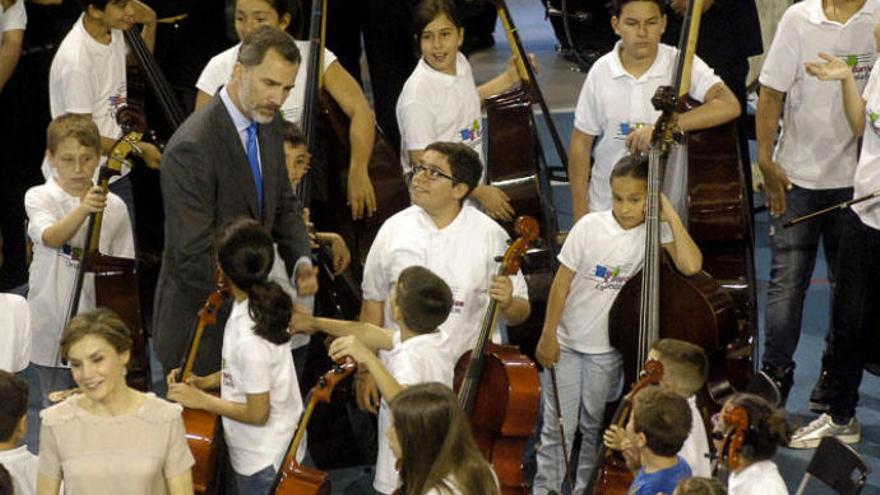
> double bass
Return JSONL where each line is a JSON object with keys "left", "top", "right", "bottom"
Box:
{"left": 64, "top": 125, "right": 151, "bottom": 391}
{"left": 453, "top": 216, "right": 541, "bottom": 495}
{"left": 485, "top": 0, "right": 566, "bottom": 360}
{"left": 271, "top": 357, "right": 357, "bottom": 495}
{"left": 173, "top": 273, "right": 228, "bottom": 494}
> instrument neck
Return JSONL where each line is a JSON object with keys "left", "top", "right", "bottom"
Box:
{"left": 298, "top": 0, "right": 326, "bottom": 207}
{"left": 123, "top": 28, "right": 186, "bottom": 130}
{"left": 458, "top": 267, "right": 503, "bottom": 414}
{"left": 636, "top": 150, "right": 663, "bottom": 374}
{"left": 270, "top": 398, "right": 318, "bottom": 491}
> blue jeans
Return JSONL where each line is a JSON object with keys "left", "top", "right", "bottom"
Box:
{"left": 533, "top": 348, "right": 623, "bottom": 495}
{"left": 828, "top": 211, "right": 880, "bottom": 422}
{"left": 763, "top": 185, "right": 852, "bottom": 370}
{"left": 235, "top": 464, "right": 276, "bottom": 495}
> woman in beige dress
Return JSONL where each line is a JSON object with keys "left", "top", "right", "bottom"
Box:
{"left": 36, "top": 308, "right": 194, "bottom": 495}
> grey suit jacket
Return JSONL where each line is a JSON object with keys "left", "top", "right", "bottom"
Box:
{"left": 152, "top": 95, "right": 311, "bottom": 371}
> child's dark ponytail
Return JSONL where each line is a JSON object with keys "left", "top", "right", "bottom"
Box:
{"left": 217, "top": 218, "right": 292, "bottom": 345}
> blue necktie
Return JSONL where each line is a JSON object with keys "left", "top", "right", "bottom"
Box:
{"left": 246, "top": 123, "right": 263, "bottom": 217}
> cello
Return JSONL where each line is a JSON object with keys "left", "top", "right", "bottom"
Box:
{"left": 485, "top": 0, "right": 566, "bottom": 361}
{"left": 271, "top": 357, "right": 357, "bottom": 494}
{"left": 64, "top": 123, "right": 151, "bottom": 391}
{"left": 590, "top": 360, "right": 664, "bottom": 495}
{"left": 172, "top": 272, "right": 228, "bottom": 494}
{"left": 453, "top": 216, "right": 541, "bottom": 495}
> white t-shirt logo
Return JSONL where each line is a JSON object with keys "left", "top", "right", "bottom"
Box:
{"left": 458, "top": 118, "right": 483, "bottom": 143}
{"left": 616, "top": 122, "right": 649, "bottom": 140}
{"left": 591, "top": 263, "right": 631, "bottom": 291}
{"left": 844, "top": 52, "right": 875, "bottom": 82}
{"left": 107, "top": 81, "right": 128, "bottom": 120}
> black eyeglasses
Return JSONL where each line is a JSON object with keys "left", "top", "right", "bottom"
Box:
{"left": 411, "top": 164, "right": 460, "bottom": 182}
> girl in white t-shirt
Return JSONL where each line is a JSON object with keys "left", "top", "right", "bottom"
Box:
{"left": 195, "top": 0, "right": 378, "bottom": 220}
{"left": 712, "top": 394, "right": 792, "bottom": 495}
{"left": 533, "top": 153, "right": 703, "bottom": 493}
{"left": 387, "top": 382, "right": 499, "bottom": 495}
{"left": 167, "top": 218, "right": 302, "bottom": 494}
{"left": 397, "top": 0, "right": 529, "bottom": 222}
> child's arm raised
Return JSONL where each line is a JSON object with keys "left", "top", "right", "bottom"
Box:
{"left": 292, "top": 314, "right": 395, "bottom": 352}
{"left": 660, "top": 194, "right": 703, "bottom": 276}
{"left": 329, "top": 336, "right": 403, "bottom": 402}
{"left": 535, "top": 264, "right": 576, "bottom": 368}
{"left": 41, "top": 185, "right": 105, "bottom": 248}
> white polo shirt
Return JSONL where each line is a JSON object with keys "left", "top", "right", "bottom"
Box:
{"left": 853, "top": 60, "right": 880, "bottom": 230}
{"left": 362, "top": 205, "right": 529, "bottom": 361}
{"left": 220, "top": 298, "right": 303, "bottom": 475}
{"left": 759, "top": 0, "right": 878, "bottom": 190}
{"left": 555, "top": 210, "right": 671, "bottom": 354}
{"left": 196, "top": 40, "right": 337, "bottom": 125}
{"left": 679, "top": 396, "right": 711, "bottom": 478}
{"left": 574, "top": 42, "right": 721, "bottom": 212}
{"left": 48, "top": 14, "right": 128, "bottom": 178}
{"left": 374, "top": 331, "right": 454, "bottom": 494}
{"left": 0, "top": 445, "right": 38, "bottom": 495}
{"left": 0, "top": 293, "right": 30, "bottom": 372}
{"left": 0, "top": 0, "right": 26, "bottom": 37}
{"left": 728, "top": 460, "right": 788, "bottom": 495}
{"left": 25, "top": 178, "right": 134, "bottom": 367}
{"left": 396, "top": 53, "right": 484, "bottom": 176}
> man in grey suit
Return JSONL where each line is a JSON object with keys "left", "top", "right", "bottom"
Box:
{"left": 153, "top": 26, "right": 316, "bottom": 374}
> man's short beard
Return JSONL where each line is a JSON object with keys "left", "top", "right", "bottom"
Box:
{"left": 238, "top": 74, "right": 274, "bottom": 124}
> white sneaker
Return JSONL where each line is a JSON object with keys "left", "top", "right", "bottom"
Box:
{"left": 789, "top": 413, "right": 860, "bottom": 449}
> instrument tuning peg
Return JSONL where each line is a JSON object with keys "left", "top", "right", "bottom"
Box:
{"left": 506, "top": 238, "right": 513, "bottom": 245}
{"left": 494, "top": 255, "right": 504, "bottom": 263}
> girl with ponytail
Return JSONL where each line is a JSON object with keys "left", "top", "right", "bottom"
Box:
{"left": 168, "top": 218, "right": 303, "bottom": 494}
{"left": 712, "top": 393, "right": 792, "bottom": 495}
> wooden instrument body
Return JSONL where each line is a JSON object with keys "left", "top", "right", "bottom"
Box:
{"left": 89, "top": 252, "right": 150, "bottom": 391}
{"left": 686, "top": 118, "right": 757, "bottom": 394}
{"left": 274, "top": 461, "right": 331, "bottom": 495}
{"left": 454, "top": 343, "right": 540, "bottom": 495}
{"left": 609, "top": 261, "right": 737, "bottom": 390}
{"left": 181, "top": 408, "right": 220, "bottom": 494}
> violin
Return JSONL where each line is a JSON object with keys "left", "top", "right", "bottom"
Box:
{"left": 590, "top": 360, "right": 664, "bottom": 494}
{"left": 711, "top": 405, "right": 749, "bottom": 482}
{"left": 454, "top": 216, "right": 541, "bottom": 495}
{"left": 271, "top": 357, "right": 357, "bottom": 494}
{"left": 174, "top": 272, "right": 228, "bottom": 494}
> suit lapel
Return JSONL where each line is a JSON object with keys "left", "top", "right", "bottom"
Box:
{"left": 210, "top": 97, "right": 260, "bottom": 219}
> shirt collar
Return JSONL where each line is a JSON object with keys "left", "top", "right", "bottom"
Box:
{"left": 219, "top": 86, "right": 255, "bottom": 134}
{"left": 806, "top": 0, "right": 875, "bottom": 25}
{"left": 418, "top": 52, "right": 467, "bottom": 87}
{"left": 609, "top": 40, "right": 670, "bottom": 81}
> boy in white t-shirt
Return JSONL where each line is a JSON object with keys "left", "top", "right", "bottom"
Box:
{"left": 25, "top": 115, "right": 134, "bottom": 407}
{"left": 568, "top": 0, "right": 740, "bottom": 219}
{"left": 0, "top": 370, "right": 39, "bottom": 495}
{"left": 604, "top": 339, "right": 712, "bottom": 477}
{"left": 755, "top": 0, "right": 878, "bottom": 412}
{"left": 0, "top": 0, "right": 26, "bottom": 94}
{"left": 533, "top": 153, "right": 703, "bottom": 494}
{"left": 47, "top": 0, "right": 162, "bottom": 224}
{"left": 359, "top": 141, "right": 530, "bottom": 373}
{"left": 294, "top": 265, "right": 455, "bottom": 494}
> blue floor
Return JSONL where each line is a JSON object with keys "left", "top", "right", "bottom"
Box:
{"left": 15, "top": 118, "right": 880, "bottom": 493}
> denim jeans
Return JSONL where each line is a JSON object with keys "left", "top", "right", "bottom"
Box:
{"left": 235, "top": 464, "right": 276, "bottom": 495}
{"left": 763, "top": 185, "right": 852, "bottom": 370}
{"left": 828, "top": 211, "right": 880, "bottom": 422}
{"left": 533, "top": 348, "right": 623, "bottom": 495}
{"left": 33, "top": 365, "right": 77, "bottom": 408}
